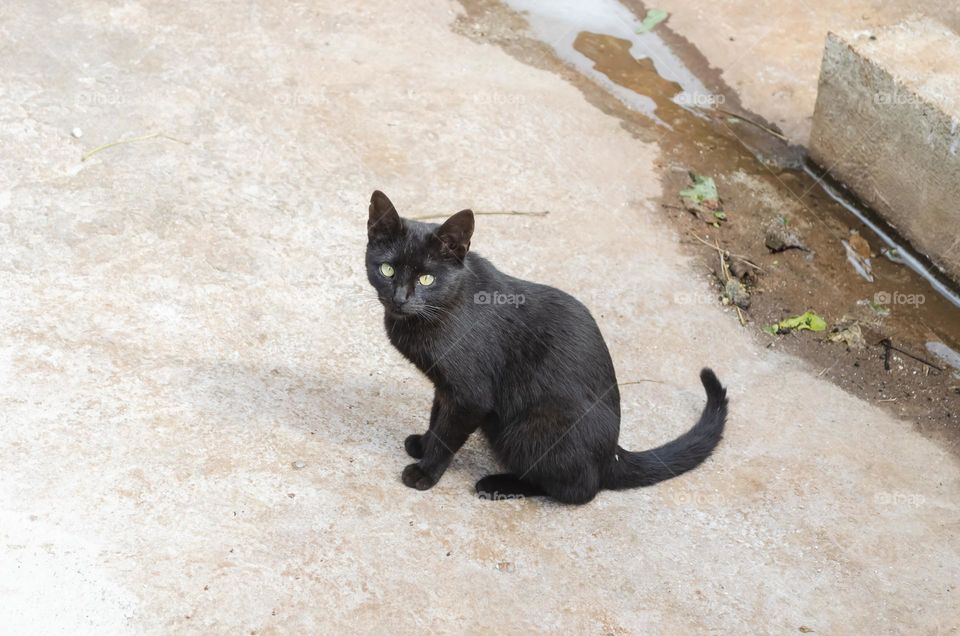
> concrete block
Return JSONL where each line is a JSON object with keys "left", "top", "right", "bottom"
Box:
{"left": 810, "top": 18, "right": 960, "bottom": 284}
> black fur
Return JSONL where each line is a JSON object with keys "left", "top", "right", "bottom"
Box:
{"left": 365, "top": 191, "right": 728, "bottom": 504}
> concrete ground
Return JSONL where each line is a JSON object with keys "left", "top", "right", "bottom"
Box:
{"left": 1, "top": 1, "right": 958, "bottom": 633}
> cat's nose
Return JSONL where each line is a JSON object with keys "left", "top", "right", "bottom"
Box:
{"left": 391, "top": 287, "right": 410, "bottom": 309}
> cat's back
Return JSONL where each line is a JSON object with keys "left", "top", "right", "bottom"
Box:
{"left": 476, "top": 258, "right": 599, "bottom": 327}
{"left": 468, "top": 254, "right": 611, "bottom": 362}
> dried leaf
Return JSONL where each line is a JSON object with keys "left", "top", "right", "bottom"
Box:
{"left": 848, "top": 230, "right": 872, "bottom": 260}
{"left": 842, "top": 239, "right": 873, "bottom": 282}
{"left": 829, "top": 322, "right": 865, "bottom": 349}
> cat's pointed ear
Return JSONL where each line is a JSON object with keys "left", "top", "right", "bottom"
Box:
{"left": 433, "top": 209, "right": 474, "bottom": 261}
{"left": 368, "top": 190, "right": 403, "bottom": 241}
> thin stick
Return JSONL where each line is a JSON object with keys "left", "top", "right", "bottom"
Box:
{"left": 692, "top": 234, "right": 764, "bottom": 272}
{"left": 715, "top": 237, "right": 746, "bottom": 326}
{"left": 410, "top": 210, "right": 549, "bottom": 220}
{"left": 877, "top": 338, "right": 942, "bottom": 371}
{"left": 713, "top": 107, "right": 788, "bottom": 142}
{"left": 619, "top": 379, "right": 667, "bottom": 386}
{"left": 818, "top": 360, "right": 839, "bottom": 377}
{"left": 716, "top": 238, "right": 728, "bottom": 283}
{"left": 81, "top": 131, "right": 189, "bottom": 162}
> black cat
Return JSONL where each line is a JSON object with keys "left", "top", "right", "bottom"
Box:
{"left": 365, "top": 190, "right": 727, "bottom": 504}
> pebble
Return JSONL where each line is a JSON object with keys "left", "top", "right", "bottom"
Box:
{"left": 71, "top": 127, "right": 83, "bottom": 138}
{"left": 291, "top": 460, "right": 306, "bottom": 470}
{"left": 764, "top": 217, "right": 806, "bottom": 252}
{"left": 723, "top": 278, "right": 751, "bottom": 309}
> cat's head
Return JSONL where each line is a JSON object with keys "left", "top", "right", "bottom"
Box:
{"left": 365, "top": 190, "right": 475, "bottom": 320}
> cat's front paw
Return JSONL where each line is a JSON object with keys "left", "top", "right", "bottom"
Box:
{"left": 404, "top": 434, "right": 424, "bottom": 459}
{"left": 401, "top": 463, "right": 436, "bottom": 490}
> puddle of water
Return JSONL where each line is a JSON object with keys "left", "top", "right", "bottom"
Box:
{"left": 500, "top": 0, "right": 960, "bottom": 351}
{"left": 927, "top": 341, "right": 960, "bottom": 372}
{"left": 813, "top": 168, "right": 960, "bottom": 310}
{"left": 927, "top": 342, "right": 960, "bottom": 371}
{"left": 504, "top": 0, "right": 714, "bottom": 126}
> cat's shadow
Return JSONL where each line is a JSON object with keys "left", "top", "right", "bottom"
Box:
{"left": 186, "top": 358, "right": 499, "bottom": 484}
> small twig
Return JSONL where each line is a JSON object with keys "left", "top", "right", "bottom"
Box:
{"left": 619, "top": 379, "right": 667, "bottom": 386}
{"left": 878, "top": 338, "right": 942, "bottom": 372}
{"left": 81, "top": 131, "right": 189, "bottom": 162}
{"left": 692, "top": 234, "right": 764, "bottom": 272}
{"left": 733, "top": 307, "right": 747, "bottom": 327}
{"left": 712, "top": 107, "right": 788, "bottom": 142}
{"left": 818, "top": 361, "right": 839, "bottom": 377}
{"left": 410, "top": 210, "right": 549, "bottom": 220}
{"left": 877, "top": 398, "right": 898, "bottom": 403}
{"left": 715, "top": 237, "right": 747, "bottom": 327}
{"left": 716, "top": 238, "right": 729, "bottom": 283}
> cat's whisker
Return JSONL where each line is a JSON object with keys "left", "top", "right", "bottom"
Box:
{"left": 419, "top": 304, "right": 456, "bottom": 321}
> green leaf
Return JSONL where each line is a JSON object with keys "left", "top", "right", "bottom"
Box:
{"left": 784, "top": 311, "right": 827, "bottom": 332}
{"left": 867, "top": 301, "right": 891, "bottom": 317}
{"left": 765, "top": 311, "right": 827, "bottom": 335}
{"left": 679, "top": 173, "right": 719, "bottom": 204}
{"left": 636, "top": 8, "right": 668, "bottom": 33}
{"left": 679, "top": 172, "right": 724, "bottom": 224}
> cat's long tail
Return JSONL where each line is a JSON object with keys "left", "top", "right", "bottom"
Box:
{"left": 603, "top": 368, "right": 727, "bottom": 489}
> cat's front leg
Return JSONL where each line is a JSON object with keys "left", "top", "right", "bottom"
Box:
{"left": 404, "top": 393, "right": 441, "bottom": 459}
{"left": 401, "top": 400, "right": 482, "bottom": 491}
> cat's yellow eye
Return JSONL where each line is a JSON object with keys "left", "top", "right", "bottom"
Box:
{"left": 418, "top": 274, "right": 435, "bottom": 286}
{"left": 379, "top": 263, "right": 395, "bottom": 278}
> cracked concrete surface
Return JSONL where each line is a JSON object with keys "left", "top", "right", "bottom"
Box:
{"left": 1, "top": 1, "right": 958, "bottom": 633}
